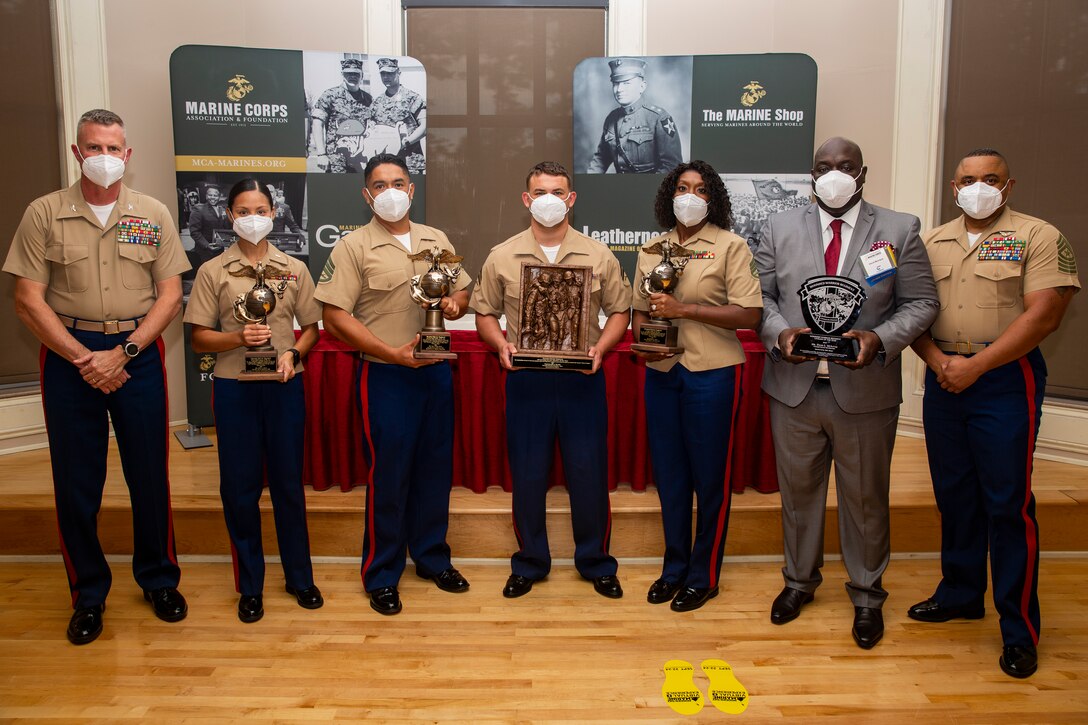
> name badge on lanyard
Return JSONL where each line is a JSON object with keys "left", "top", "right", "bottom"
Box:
{"left": 859, "top": 242, "right": 897, "bottom": 286}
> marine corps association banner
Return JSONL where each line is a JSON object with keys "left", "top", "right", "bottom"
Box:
{"left": 170, "top": 44, "right": 428, "bottom": 427}
{"left": 572, "top": 53, "right": 817, "bottom": 278}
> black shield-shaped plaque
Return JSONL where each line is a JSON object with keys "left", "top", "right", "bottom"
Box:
{"left": 794, "top": 275, "right": 867, "bottom": 360}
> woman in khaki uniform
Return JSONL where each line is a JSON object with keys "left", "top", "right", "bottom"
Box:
{"left": 184, "top": 179, "right": 322, "bottom": 623}
{"left": 632, "top": 160, "right": 763, "bottom": 612}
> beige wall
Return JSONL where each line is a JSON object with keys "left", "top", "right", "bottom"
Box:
{"left": 102, "top": 0, "right": 369, "bottom": 421}
{"left": 646, "top": 0, "right": 901, "bottom": 209}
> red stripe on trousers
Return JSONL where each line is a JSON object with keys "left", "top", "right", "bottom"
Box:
{"left": 156, "top": 337, "right": 179, "bottom": 570}
{"left": 358, "top": 362, "right": 378, "bottom": 585}
{"left": 707, "top": 364, "right": 744, "bottom": 589}
{"left": 40, "top": 345, "right": 80, "bottom": 607}
{"left": 1017, "top": 357, "right": 1040, "bottom": 645}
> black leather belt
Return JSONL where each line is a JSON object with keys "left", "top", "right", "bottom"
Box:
{"left": 57, "top": 314, "right": 144, "bottom": 334}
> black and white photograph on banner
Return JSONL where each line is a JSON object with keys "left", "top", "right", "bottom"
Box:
{"left": 303, "top": 52, "right": 427, "bottom": 174}
{"left": 722, "top": 173, "right": 812, "bottom": 254}
{"left": 573, "top": 55, "right": 693, "bottom": 174}
{"left": 177, "top": 172, "right": 308, "bottom": 300}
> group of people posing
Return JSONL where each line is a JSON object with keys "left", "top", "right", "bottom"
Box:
{"left": 5, "top": 110, "right": 1079, "bottom": 683}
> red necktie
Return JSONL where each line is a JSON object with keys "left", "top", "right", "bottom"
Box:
{"left": 825, "top": 219, "right": 843, "bottom": 275}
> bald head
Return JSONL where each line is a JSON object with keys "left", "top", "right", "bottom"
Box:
{"left": 814, "top": 137, "right": 863, "bottom": 168}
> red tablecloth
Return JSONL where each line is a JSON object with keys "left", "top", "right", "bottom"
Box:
{"left": 301, "top": 329, "right": 778, "bottom": 494}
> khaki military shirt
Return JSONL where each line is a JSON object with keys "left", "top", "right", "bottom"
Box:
{"left": 4, "top": 182, "right": 190, "bottom": 321}
{"left": 313, "top": 218, "right": 472, "bottom": 363}
{"left": 471, "top": 226, "right": 632, "bottom": 347}
{"left": 183, "top": 243, "right": 320, "bottom": 379}
{"left": 632, "top": 224, "right": 762, "bottom": 372}
{"left": 923, "top": 207, "right": 1080, "bottom": 344}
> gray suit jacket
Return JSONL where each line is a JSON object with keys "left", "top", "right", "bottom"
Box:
{"left": 755, "top": 200, "right": 938, "bottom": 414}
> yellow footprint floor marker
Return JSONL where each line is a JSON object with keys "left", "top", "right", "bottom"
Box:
{"left": 701, "top": 658, "right": 749, "bottom": 714}
{"left": 661, "top": 659, "right": 704, "bottom": 715}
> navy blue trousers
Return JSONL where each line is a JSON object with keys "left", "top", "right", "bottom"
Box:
{"left": 645, "top": 364, "right": 740, "bottom": 590}
{"left": 212, "top": 376, "right": 314, "bottom": 596}
{"left": 41, "top": 331, "right": 179, "bottom": 609}
{"left": 358, "top": 361, "right": 455, "bottom": 591}
{"left": 505, "top": 369, "right": 617, "bottom": 580}
{"left": 923, "top": 349, "right": 1045, "bottom": 647}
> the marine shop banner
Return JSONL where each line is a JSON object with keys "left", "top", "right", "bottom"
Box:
{"left": 170, "top": 44, "right": 428, "bottom": 427}
{"left": 572, "top": 53, "right": 817, "bottom": 278}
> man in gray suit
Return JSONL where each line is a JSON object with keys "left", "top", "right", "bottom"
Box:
{"left": 754, "top": 137, "right": 938, "bottom": 649}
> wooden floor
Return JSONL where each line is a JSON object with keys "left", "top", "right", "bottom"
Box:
{"left": 1, "top": 559, "right": 1087, "bottom": 723}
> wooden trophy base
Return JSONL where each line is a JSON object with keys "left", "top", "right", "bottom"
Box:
{"left": 511, "top": 352, "right": 594, "bottom": 371}
{"left": 630, "top": 322, "right": 684, "bottom": 355}
{"left": 415, "top": 330, "right": 457, "bottom": 360}
{"left": 239, "top": 348, "right": 283, "bottom": 381}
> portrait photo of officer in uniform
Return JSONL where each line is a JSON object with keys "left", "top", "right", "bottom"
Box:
{"left": 177, "top": 173, "right": 309, "bottom": 300}
{"left": 367, "top": 57, "right": 427, "bottom": 175}
{"left": 305, "top": 55, "right": 373, "bottom": 174}
{"left": 574, "top": 55, "right": 692, "bottom": 174}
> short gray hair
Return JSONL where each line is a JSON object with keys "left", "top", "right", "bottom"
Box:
{"left": 76, "top": 109, "right": 126, "bottom": 143}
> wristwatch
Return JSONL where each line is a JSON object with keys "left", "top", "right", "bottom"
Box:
{"left": 123, "top": 340, "right": 140, "bottom": 358}
{"left": 288, "top": 347, "right": 301, "bottom": 366}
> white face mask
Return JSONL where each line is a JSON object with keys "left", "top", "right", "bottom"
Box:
{"left": 368, "top": 187, "right": 412, "bottom": 223}
{"left": 673, "top": 193, "right": 708, "bottom": 227}
{"left": 812, "top": 169, "right": 862, "bottom": 209}
{"left": 78, "top": 151, "right": 126, "bottom": 189}
{"left": 232, "top": 214, "right": 274, "bottom": 245}
{"left": 529, "top": 193, "right": 570, "bottom": 227}
{"left": 955, "top": 180, "right": 1008, "bottom": 220}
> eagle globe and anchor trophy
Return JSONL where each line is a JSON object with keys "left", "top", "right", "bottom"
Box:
{"left": 408, "top": 245, "right": 464, "bottom": 359}
{"left": 231, "top": 262, "right": 290, "bottom": 380}
{"left": 793, "top": 275, "right": 868, "bottom": 361}
{"left": 631, "top": 239, "right": 692, "bottom": 354}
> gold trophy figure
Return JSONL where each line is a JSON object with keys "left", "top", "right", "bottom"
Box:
{"left": 231, "top": 261, "right": 290, "bottom": 380}
{"left": 631, "top": 240, "right": 691, "bottom": 354}
{"left": 408, "top": 245, "right": 464, "bottom": 359}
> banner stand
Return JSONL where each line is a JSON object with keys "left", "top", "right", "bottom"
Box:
{"left": 174, "top": 425, "right": 213, "bottom": 450}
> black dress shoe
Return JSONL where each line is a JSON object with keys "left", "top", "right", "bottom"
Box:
{"left": 999, "top": 645, "right": 1038, "bottom": 678}
{"left": 592, "top": 575, "right": 623, "bottom": 599}
{"left": 647, "top": 578, "right": 682, "bottom": 605}
{"left": 503, "top": 574, "right": 534, "bottom": 599}
{"left": 907, "top": 597, "right": 984, "bottom": 623}
{"left": 369, "top": 586, "right": 402, "bottom": 615}
{"left": 418, "top": 568, "right": 470, "bottom": 593}
{"left": 770, "top": 587, "right": 814, "bottom": 625}
{"left": 286, "top": 585, "right": 324, "bottom": 609}
{"left": 143, "top": 587, "right": 188, "bottom": 622}
{"left": 67, "top": 604, "right": 104, "bottom": 645}
{"left": 238, "top": 595, "right": 264, "bottom": 623}
{"left": 852, "top": 606, "right": 884, "bottom": 649}
{"left": 670, "top": 586, "right": 719, "bottom": 612}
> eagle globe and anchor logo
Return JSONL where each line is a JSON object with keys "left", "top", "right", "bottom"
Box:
{"left": 795, "top": 276, "right": 867, "bottom": 361}
{"left": 740, "top": 80, "right": 766, "bottom": 107}
{"left": 226, "top": 74, "right": 254, "bottom": 102}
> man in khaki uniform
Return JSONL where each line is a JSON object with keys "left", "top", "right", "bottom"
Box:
{"left": 3, "top": 109, "right": 190, "bottom": 645}
{"left": 907, "top": 148, "right": 1080, "bottom": 679}
{"left": 316, "top": 153, "right": 471, "bottom": 616}
{"left": 472, "top": 161, "right": 632, "bottom": 600}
